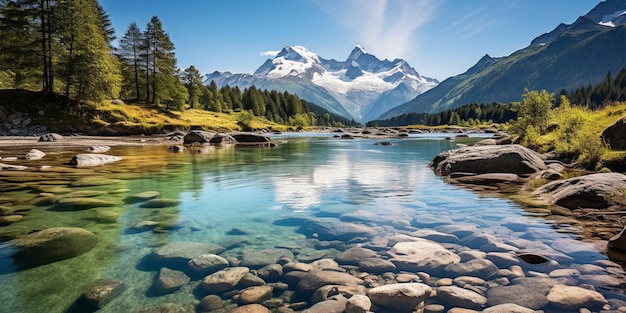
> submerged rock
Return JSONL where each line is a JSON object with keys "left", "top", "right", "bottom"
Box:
{"left": 387, "top": 239, "right": 461, "bottom": 273}
{"left": 124, "top": 191, "right": 161, "bottom": 203}
{"left": 156, "top": 267, "right": 190, "bottom": 294}
{"left": 240, "top": 248, "right": 294, "bottom": 268}
{"left": 9, "top": 227, "right": 98, "bottom": 267}
{"left": 297, "top": 270, "right": 364, "bottom": 294}
{"left": 368, "top": 283, "right": 432, "bottom": 313}
{"left": 430, "top": 144, "right": 547, "bottom": 176}
{"left": 78, "top": 279, "right": 126, "bottom": 310}
{"left": 546, "top": 284, "right": 608, "bottom": 311}
{"left": 188, "top": 254, "right": 229, "bottom": 275}
{"left": 297, "top": 217, "right": 376, "bottom": 241}
{"left": 139, "top": 198, "right": 181, "bottom": 208}
{"left": 437, "top": 285, "right": 488, "bottom": 310}
{"left": 152, "top": 242, "right": 225, "bottom": 265}
{"left": 201, "top": 267, "right": 250, "bottom": 293}
{"left": 532, "top": 172, "right": 626, "bottom": 209}
{"left": 85, "top": 146, "right": 111, "bottom": 153}
{"left": 24, "top": 149, "right": 45, "bottom": 160}
{"left": 66, "top": 153, "right": 122, "bottom": 167}
{"left": 56, "top": 197, "right": 117, "bottom": 210}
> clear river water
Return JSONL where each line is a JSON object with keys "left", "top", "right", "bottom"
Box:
{"left": 0, "top": 133, "right": 624, "bottom": 313}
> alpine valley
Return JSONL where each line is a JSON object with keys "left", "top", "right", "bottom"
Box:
{"left": 204, "top": 45, "right": 439, "bottom": 123}
{"left": 377, "top": 0, "right": 626, "bottom": 121}
{"left": 205, "top": 0, "right": 626, "bottom": 124}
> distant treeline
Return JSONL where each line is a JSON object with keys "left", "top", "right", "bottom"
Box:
{"left": 561, "top": 68, "right": 626, "bottom": 108}
{"left": 203, "top": 82, "right": 359, "bottom": 127}
{"left": 366, "top": 102, "right": 516, "bottom": 127}
{"left": 368, "top": 68, "right": 626, "bottom": 127}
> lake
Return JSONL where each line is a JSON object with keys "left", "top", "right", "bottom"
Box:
{"left": 0, "top": 133, "right": 624, "bottom": 313}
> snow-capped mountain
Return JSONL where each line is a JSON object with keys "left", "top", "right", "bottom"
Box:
{"left": 205, "top": 45, "right": 439, "bottom": 122}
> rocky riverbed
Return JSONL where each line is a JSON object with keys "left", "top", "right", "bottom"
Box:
{"left": 0, "top": 131, "right": 625, "bottom": 313}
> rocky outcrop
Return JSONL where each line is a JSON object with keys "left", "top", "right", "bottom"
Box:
{"left": 430, "top": 144, "right": 547, "bottom": 176}
{"left": 9, "top": 227, "right": 98, "bottom": 267}
{"left": 532, "top": 172, "right": 626, "bottom": 209}
{"left": 66, "top": 153, "right": 122, "bottom": 167}
{"left": 601, "top": 115, "right": 626, "bottom": 150}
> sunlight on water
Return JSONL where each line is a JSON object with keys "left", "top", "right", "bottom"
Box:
{"left": 0, "top": 134, "right": 623, "bottom": 313}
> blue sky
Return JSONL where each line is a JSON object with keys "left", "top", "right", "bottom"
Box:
{"left": 100, "top": 0, "right": 600, "bottom": 81}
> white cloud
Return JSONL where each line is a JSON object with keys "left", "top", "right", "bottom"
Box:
{"left": 314, "top": 0, "right": 440, "bottom": 60}
{"left": 260, "top": 50, "right": 281, "bottom": 58}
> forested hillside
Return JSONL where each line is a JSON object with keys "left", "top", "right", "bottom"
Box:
{"left": 368, "top": 69, "right": 626, "bottom": 127}
{"left": 0, "top": 0, "right": 355, "bottom": 130}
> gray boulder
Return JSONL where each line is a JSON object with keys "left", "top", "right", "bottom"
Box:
{"left": 66, "top": 154, "right": 122, "bottom": 167}
{"left": 9, "top": 227, "right": 98, "bottom": 267}
{"left": 367, "top": 283, "right": 432, "bottom": 313}
{"left": 209, "top": 133, "right": 237, "bottom": 144}
{"left": 601, "top": 115, "right": 626, "bottom": 150}
{"left": 487, "top": 277, "right": 559, "bottom": 309}
{"left": 430, "top": 144, "right": 547, "bottom": 176}
{"left": 532, "top": 172, "right": 626, "bottom": 209}
{"left": 183, "top": 130, "right": 214, "bottom": 144}
{"left": 232, "top": 133, "right": 271, "bottom": 143}
{"left": 336, "top": 247, "right": 377, "bottom": 265}
{"left": 482, "top": 303, "right": 535, "bottom": 313}
{"left": 39, "top": 133, "right": 63, "bottom": 142}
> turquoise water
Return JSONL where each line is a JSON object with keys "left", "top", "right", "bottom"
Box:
{"left": 0, "top": 134, "right": 623, "bottom": 312}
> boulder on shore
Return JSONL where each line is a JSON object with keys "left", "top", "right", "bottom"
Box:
{"left": 183, "top": 130, "right": 214, "bottom": 144}
{"left": 66, "top": 154, "right": 122, "bottom": 167}
{"left": 532, "top": 172, "right": 626, "bottom": 209}
{"left": 430, "top": 144, "right": 547, "bottom": 177}
{"left": 232, "top": 133, "right": 271, "bottom": 143}
{"left": 39, "top": 133, "right": 63, "bottom": 142}
{"left": 601, "top": 115, "right": 626, "bottom": 150}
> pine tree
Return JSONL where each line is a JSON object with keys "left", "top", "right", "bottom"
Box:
{"left": 181, "top": 65, "right": 202, "bottom": 108}
{"left": 117, "top": 22, "right": 143, "bottom": 100}
{"left": 56, "top": 0, "right": 121, "bottom": 102}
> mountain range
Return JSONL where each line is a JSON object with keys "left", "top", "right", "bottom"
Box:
{"left": 205, "top": 45, "right": 438, "bottom": 122}
{"left": 378, "top": 0, "right": 626, "bottom": 120}
{"left": 205, "top": 0, "right": 626, "bottom": 123}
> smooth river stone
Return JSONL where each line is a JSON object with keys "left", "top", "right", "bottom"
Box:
{"left": 297, "top": 270, "right": 364, "bottom": 294}
{"left": 10, "top": 227, "right": 98, "bottom": 267}
{"left": 152, "top": 242, "right": 225, "bottom": 265}
{"left": 66, "top": 153, "right": 122, "bottom": 167}
{"left": 124, "top": 191, "right": 161, "bottom": 203}
{"left": 437, "top": 286, "right": 488, "bottom": 310}
{"left": 240, "top": 248, "right": 294, "bottom": 268}
{"left": 56, "top": 197, "right": 117, "bottom": 210}
{"left": 201, "top": 267, "right": 250, "bottom": 293}
{"left": 387, "top": 239, "right": 460, "bottom": 273}
{"left": 546, "top": 284, "right": 608, "bottom": 311}
{"left": 367, "top": 283, "right": 432, "bottom": 313}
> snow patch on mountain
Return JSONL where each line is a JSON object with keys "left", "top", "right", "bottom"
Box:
{"left": 206, "top": 45, "right": 438, "bottom": 122}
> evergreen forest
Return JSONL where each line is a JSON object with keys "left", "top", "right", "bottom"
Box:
{"left": 0, "top": 0, "right": 356, "bottom": 128}
{"left": 368, "top": 69, "right": 626, "bottom": 128}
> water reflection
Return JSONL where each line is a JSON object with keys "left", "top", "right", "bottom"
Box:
{"left": 0, "top": 136, "right": 623, "bottom": 313}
